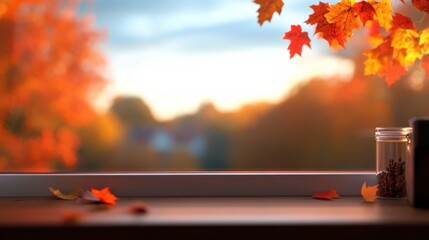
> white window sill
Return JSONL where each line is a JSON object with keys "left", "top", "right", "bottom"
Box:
{"left": 0, "top": 171, "right": 376, "bottom": 196}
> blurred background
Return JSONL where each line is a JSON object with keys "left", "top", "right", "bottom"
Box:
{"left": 1, "top": 0, "right": 428, "bottom": 171}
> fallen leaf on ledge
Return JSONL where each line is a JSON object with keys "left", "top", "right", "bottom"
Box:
{"left": 361, "top": 181, "right": 378, "bottom": 203}
{"left": 49, "top": 186, "right": 82, "bottom": 200}
{"left": 80, "top": 190, "right": 101, "bottom": 204}
{"left": 129, "top": 202, "right": 148, "bottom": 214}
{"left": 312, "top": 189, "right": 341, "bottom": 200}
{"left": 62, "top": 211, "right": 84, "bottom": 224}
{"left": 90, "top": 187, "right": 118, "bottom": 205}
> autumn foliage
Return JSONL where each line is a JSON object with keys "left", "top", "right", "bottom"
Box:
{"left": 254, "top": 0, "right": 429, "bottom": 86}
{"left": 0, "top": 0, "right": 106, "bottom": 171}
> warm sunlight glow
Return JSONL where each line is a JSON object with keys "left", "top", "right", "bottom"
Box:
{"left": 95, "top": 49, "right": 355, "bottom": 120}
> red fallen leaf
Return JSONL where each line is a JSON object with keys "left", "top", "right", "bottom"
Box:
{"left": 91, "top": 187, "right": 118, "bottom": 205}
{"left": 412, "top": 0, "right": 429, "bottom": 14}
{"left": 312, "top": 189, "right": 341, "bottom": 200}
{"left": 62, "top": 211, "right": 84, "bottom": 224}
{"left": 283, "top": 25, "right": 311, "bottom": 58}
{"left": 129, "top": 202, "right": 148, "bottom": 214}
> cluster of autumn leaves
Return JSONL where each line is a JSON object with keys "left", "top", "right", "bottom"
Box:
{"left": 254, "top": 0, "right": 429, "bottom": 86}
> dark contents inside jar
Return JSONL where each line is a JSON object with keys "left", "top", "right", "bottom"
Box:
{"left": 377, "top": 158, "right": 406, "bottom": 198}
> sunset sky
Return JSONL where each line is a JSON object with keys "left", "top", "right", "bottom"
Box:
{"left": 92, "top": 0, "right": 355, "bottom": 120}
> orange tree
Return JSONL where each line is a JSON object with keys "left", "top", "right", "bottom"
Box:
{"left": 0, "top": 0, "right": 106, "bottom": 171}
{"left": 254, "top": 0, "right": 429, "bottom": 86}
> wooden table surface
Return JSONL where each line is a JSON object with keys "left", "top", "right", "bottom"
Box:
{"left": 1, "top": 196, "right": 429, "bottom": 239}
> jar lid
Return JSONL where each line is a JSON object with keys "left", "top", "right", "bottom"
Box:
{"left": 375, "top": 127, "right": 412, "bottom": 139}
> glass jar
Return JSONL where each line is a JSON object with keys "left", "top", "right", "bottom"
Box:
{"left": 375, "top": 127, "right": 412, "bottom": 199}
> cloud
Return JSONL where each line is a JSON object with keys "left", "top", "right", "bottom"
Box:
{"left": 91, "top": 0, "right": 313, "bottom": 51}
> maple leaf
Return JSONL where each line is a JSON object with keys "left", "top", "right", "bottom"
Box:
{"left": 363, "top": 50, "right": 384, "bottom": 76}
{"left": 379, "top": 60, "right": 407, "bottom": 86}
{"left": 91, "top": 187, "right": 118, "bottom": 205}
{"left": 361, "top": 182, "right": 378, "bottom": 203}
{"left": 325, "top": 0, "right": 360, "bottom": 40}
{"left": 305, "top": 2, "right": 347, "bottom": 48}
{"left": 129, "top": 202, "right": 149, "bottom": 214}
{"left": 254, "top": 0, "right": 284, "bottom": 26}
{"left": 62, "top": 211, "right": 84, "bottom": 224}
{"left": 364, "top": 40, "right": 406, "bottom": 86}
{"left": 412, "top": 0, "right": 429, "bottom": 14}
{"left": 354, "top": 1, "right": 376, "bottom": 26}
{"left": 312, "top": 189, "right": 340, "bottom": 200}
{"left": 391, "top": 13, "right": 416, "bottom": 31}
{"left": 283, "top": 25, "right": 311, "bottom": 58}
{"left": 371, "top": 0, "right": 393, "bottom": 30}
{"left": 391, "top": 28, "right": 422, "bottom": 66}
{"left": 49, "top": 186, "right": 82, "bottom": 200}
{"left": 305, "top": 1, "right": 331, "bottom": 26}
{"left": 419, "top": 28, "right": 429, "bottom": 55}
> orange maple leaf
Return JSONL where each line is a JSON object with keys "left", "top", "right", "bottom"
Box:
{"left": 254, "top": 0, "right": 284, "bottom": 26}
{"left": 305, "top": 1, "right": 347, "bottom": 48}
{"left": 354, "top": 1, "right": 376, "bottom": 26}
{"left": 325, "top": 0, "right": 360, "bottom": 41}
{"left": 91, "top": 187, "right": 118, "bottom": 205}
{"left": 312, "top": 189, "right": 340, "bottom": 200}
{"left": 412, "top": 0, "right": 429, "bottom": 14}
{"left": 379, "top": 60, "right": 407, "bottom": 86}
{"left": 364, "top": 38, "right": 407, "bottom": 86}
{"left": 361, "top": 182, "right": 378, "bottom": 203}
{"left": 283, "top": 25, "right": 311, "bottom": 58}
{"left": 371, "top": 0, "right": 393, "bottom": 30}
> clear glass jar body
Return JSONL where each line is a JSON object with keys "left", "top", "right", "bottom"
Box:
{"left": 375, "top": 127, "right": 412, "bottom": 199}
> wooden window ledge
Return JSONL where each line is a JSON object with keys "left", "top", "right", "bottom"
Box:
{"left": 1, "top": 196, "right": 429, "bottom": 240}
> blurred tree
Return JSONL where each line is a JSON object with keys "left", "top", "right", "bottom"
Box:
{"left": 0, "top": 0, "right": 106, "bottom": 171}
{"left": 232, "top": 76, "right": 393, "bottom": 170}
{"left": 110, "top": 96, "right": 156, "bottom": 129}
{"left": 76, "top": 112, "right": 123, "bottom": 170}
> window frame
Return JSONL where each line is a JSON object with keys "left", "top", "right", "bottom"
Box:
{"left": 0, "top": 171, "right": 376, "bottom": 197}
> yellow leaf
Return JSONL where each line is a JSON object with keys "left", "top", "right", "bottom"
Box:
{"left": 391, "top": 28, "right": 422, "bottom": 65}
{"left": 49, "top": 186, "right": 82, "bottom": 200}
{"left": 363, "top": 50, "right": 383, "bottom": 75}
{"left": 371, "top": 0, "right": 393, "bottom": 30}
{"left": 419, "top": 28, "right": 429, "bottom": 54}
{"left": 361, "top": 182, "right": 378, "bottom": 203}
